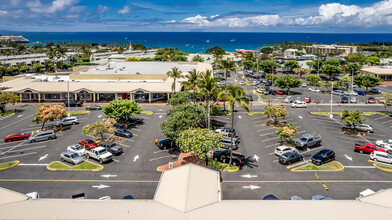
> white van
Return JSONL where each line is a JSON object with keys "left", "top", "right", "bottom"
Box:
{"left": 291, "top": 101, "right": 307, "bottom": 108}
{"left": 370, "top": 151, "right": 392, "bottom": 164}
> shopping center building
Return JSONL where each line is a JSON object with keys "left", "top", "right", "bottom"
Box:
{"left": 0, "top": 62, "right": 212, "bottom": 103}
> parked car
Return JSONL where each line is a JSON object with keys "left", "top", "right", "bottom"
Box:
{"left": 213, "top": 149, "right": 245, "bottom": 167}
{"left": 341, "top": 96, "right": 349, "bottom": 103}
{"left": 263, "top": 194, "right": 279, "bottom": 200}
{"left": 370, "top": 151, "right": 392, "bottom": 164}
{"left": 78, "top": 139, "right": 98, "bottom": 149}
{"left": 54, "top": 117, "right": 79, "bottom": 127}
{"left": 64, "top": 100, "right": 83, "bottom": 107}
{"left": 239, "top": 81, "right": 245, "bottom": 85}
{"left": 354, "top": 89, "right": 366, "bottom": 96}
{"left": 276, "top": 90, "right": 284, "bottom": 95}
{"left": 99, "top": 141, "right": 123, "bottom": 156}
{"left": 354, "top": 143, "right": 387, "bottom": 154}
{"left": 85, "top": 104, "right": 102, "bottom": 110}
{"left": 28, "top": 130, "right": 56, "bottom": 143}
{"left": 67, "top": 144, "right": 85, "bottom": 156}
{"left": 114, "top": 129, "right": 133, "bottom": 138}
{"left": 264, "top": 80, "right": 272, "bottom": 86}
{"left": 247, "top": 94, "right": 253, "bottom": 101}
{"left": 85, "top": 146, "right": 113, "bottom": 164}
{"left": 309, "top": 87, "right": 320, "bottom": 93}
{"left": 304, "top": 96, "right": 311, "bottom": 103}
{"left": 376, "top": 139, "right": 392, "bottom": 148}
{"left": 332, "top": 90, "right": 344, "bottom": 96}
{"left": 368, "top": 97, "right": 376, "bottom": 103}
{"left": 369, "top": 88, "right": 381, "bottom": 94}
{"left": 4, "top": 132, "right": 30, "bottom": 142}
{"left": 347, "top": 90, "right": 358, "bottom": 96}
{"left": 274, "top": 146, "right": 295, "bottom": 157}
{"left": 284, "top": 96, "right": 293, "bottom": 103}
{"left": 220, "top": 137, "right": 239, "bottom": 150}
{"left": 349, "top": 124, "right": 374, "bottom": 133}
{"left": 295, "top": 133, "right": 321, "bottom": 150}
{"left": 311, "top": 149, "right": 335, "bottom": 165}
{"left": 60, "top": 151, "right": 84, "bottom": 165}
{"left": 279, "top": 152, "right": 303, "bottom": 165}
{"left": 350, "top": 96, "right": 357, "bottom": 103}
{"left": 156, "top": 138, "right": 176, "bottom": 149}
{"left": 301, "top": 83, "right": 307, "bottom": 87}
{"left": 215, "top": 127, "right": 236, "bottom": 137}
{"left": 291, "top": 101, "right": 307, "bottom": 108}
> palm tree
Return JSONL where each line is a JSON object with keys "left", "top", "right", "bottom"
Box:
{"left": 167, "top": 67, "right": 183, "bottom": 94}
{"left": 181, "top": 68, "right": 200, "bottom": 102}
{"left": 218, "top": 85, "right": 250, "bottom": 166}
{"left": 219, "top": 59, "right": 237, "bottom": 80}
{"left": 198, "top": 70, "right": 220, "bottom": 130}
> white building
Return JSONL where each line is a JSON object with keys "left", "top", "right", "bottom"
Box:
{"left": 0, "top": 53, "right": 78, "bottom": 67}
{"left": 305, "top": 45, "right": 358, "bottom": 55}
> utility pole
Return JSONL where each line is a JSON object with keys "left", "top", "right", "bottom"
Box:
{"left": 329, "top": 82, "right": 334, "bottom": 118}
{"left": 67, "top": 80, "right": 71, "bottom": 117}
{"left": 351, "top": 67, "right": 354, "bottom": 91}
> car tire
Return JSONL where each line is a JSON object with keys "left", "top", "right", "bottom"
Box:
{"left": 31, "top": 140, "right": 36, "bottom": 143}
{"left": 72, "top": 122, "right": 76, "bottom": 125}
{"left": 99, "top": 159, "right": 103, "bottom": 164}
{"left": 61, "top": 158, "right": 64, "bottom": 162}
{"left": 232, "top": 161, "right": 238, "bottom": 166}
{"left": 86, "top": 154, "right": 90, "bottom": 159}
{"left": 374, "top": 158, "right": 378, "bottom": 162}
{"left": 316, "top": 141, "right": 320, "bottom": 146}
{"left": 213, "top": 157, "right": 218, "bottom": 161}
{"left": 367, "top": 130, "right": 371, "bottom": 133}
{"left": 359, "top": 150, "right": 364, "bottom": 154}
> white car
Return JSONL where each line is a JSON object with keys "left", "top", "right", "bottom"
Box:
{"left": 67, "top": 144, "right": 85, "bottom": 156}
{"left": 256, "top": 89, "right": 264, "bottom": 94}
{"left": 301, "top": 83, "right": 307, "bottom": 87}
{"left": 240, "top": 81, "right": 245, "bottom": 85}
{"left": 275, "top": 146, "right": 296, "bottom": 156}
{"left": 370, "top": 151, "right": 392, "bottom": 164}
{"left": 347, "top": 90, "right": 358, "bottom": 96}
{"left": 291, "top": 101, "right": 307, "bottom": 108}
{"left": 376, "top": 139, "right": 392, "bottom": 148}
{"left": 309, "top": 87, "right": 320, "bottom": 93}
{"left": 284, "top": 96, "right": 293, "bottom": 103}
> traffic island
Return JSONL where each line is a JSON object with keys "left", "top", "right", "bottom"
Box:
{"left": 141, "top": 111, "right": 153, "bottom": 115}
{"left": 248, "top": 112, "right": 264, "bottom": 116}
{"left": 0, "top": 160, "right": 20, "bottom": 171}
{"left": 66, "top": 111, "right": 90, "bottom": 115}
{"left": 47, "top": 161, "right": 103, "bottom": 171}
{"left": 291, "top": 161, "right": 344, "bottom": 172}
{"left": 209, "top": 159, "right": 239, "bottom": 172}
{"left": 373, "top": 163, "right": 392, "bottom": 172}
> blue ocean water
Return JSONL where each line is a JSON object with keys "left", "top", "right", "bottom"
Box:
{"left": 2, "top": 32, "right": 392, "bottom": 53}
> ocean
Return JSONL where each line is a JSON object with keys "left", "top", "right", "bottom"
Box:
{"left": 2, "top": 32, "right": 392, "bottom": 53}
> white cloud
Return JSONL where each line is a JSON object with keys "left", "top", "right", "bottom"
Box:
{"left": 10, "top": 0, "right": 20, "bottom": 6}
{"left": 69, "top": 6, "right": 86, "bottom": 13}
{"left": 0, "top": 10, "right": 8, "bottom": 16}
{"left": 182, "top": 14, "right": 282, "bottom": 27}
{"left": 210, "top": 15, "right": 219, "bottom": 19}
{"left": 96, "top": 5, "right": 111, "bottom": 14}
{"left": 166, "top": 20, "right": 176, "bottom": 23}
{"left": 27, "top": 0, "right": 79, "bottom": 13}
{"left": 118, "top": 5, "right": 131, "bottom": 14}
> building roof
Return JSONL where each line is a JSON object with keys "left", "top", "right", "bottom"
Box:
{"left": 361, "top": 66, "right": 392, "bottom": 75}
{"left": 154, "top": 163, "right": 221, "bottom": 212}
{"left": 0, "top": 187, "right": 29, "bottom": 205}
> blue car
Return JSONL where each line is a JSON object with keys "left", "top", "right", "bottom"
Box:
{"left": 354, "top": 89, "right": 366, "bottom": 96}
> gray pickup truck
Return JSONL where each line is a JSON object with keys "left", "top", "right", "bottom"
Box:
{"left": 295, "top": 133, "right": 321, "bottom": 150}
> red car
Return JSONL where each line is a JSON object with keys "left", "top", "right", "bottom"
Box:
{"left": 304, "top": 96, "right": 311, "bottom": 103}
{"left": 276, "top": 90, "right": 284, "bottom": 95}
{"left": 4, "top": 132, "right": 31, "bottom": 142}
{"left": 78, "top": 139, "right": 98, "bottom": 149}
{"left": 354, "top": 143, "right": 386, "bottom": 154}
{"left": 368, "top": 97, "right": 376, "bottom": 103}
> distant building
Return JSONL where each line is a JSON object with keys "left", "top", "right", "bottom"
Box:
{"left": 0, "top": 53, "right": 78, "bottom": 67}
{"left": 284, "top": 49, "right": 298, "bottom": 58}
{"left": 305, "top": 45, "right": 357, "bottom": 56}
{"left": 361, "top": 66, "right": 392, "bottom": 82}
{"left": 0, "top": 35, "right": 29, "bottom": 43}
{"left": 90, "top": 49, "right": 158, "bottom": 62}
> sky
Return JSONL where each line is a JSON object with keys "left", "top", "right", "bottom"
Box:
{"left": 0, "top": 0, "right": 391, "bottom": 32}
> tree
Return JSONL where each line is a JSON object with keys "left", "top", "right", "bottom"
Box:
{"left": 181, "top": 69, "right": 200, "bottom": 101}
{"left": 346, "top": 53, "right": 367, "bottom": 63}
{"left": 160, "top": 103, "right": 206, "bottom": 140}
{"left": 276, "top": 122, "right": 298, "bottom": 142}
{"left": 103, "top": 99, "right": 141, "bottom": 121}
{"left": 306, "top": 59, "right": 323, "bottom": 72}
{"left": 305, "top": 74, "right": 320, "bottom": 86}
{"left": 243, "top": 60, "right": 254, "bottom": 69}
{"left": 381, "top": 92, "right": 392, "bottom": 110}
{"left": 339, "top": 74, "right": 351, "bottom": 88}
{"left": 293, "top": 67, "right": 311, "bottom": 79}
{"left": 284, "top": 60, "right": 300, "bottom": 72}
{"left": 20, "top": 65, "right": 30, "bottom": 73}
{"left": 205, "top": 46, "right": 226, "bottom": 55}
{"left": 82, "top": 118, "right": 116, "bottom": 140}
{"left": 218, "top": 85, "right": 249, "bottom": 165}
{"left": 265, "top": 74, "right": 277, "bottom": 81}
{"left": 191, "top": 54, "right": 204, "bottom": 62}
{"left": 342, "top": 63, "right": 361, "bottom": 74}
{"left": 46, "top": 45, "right": 66, "bottom": 72}
{"left": 354, "top": 75, "right": 382, "bottom": 91}
{"left": 33, "top": 63, "right": 44, "bottom": 73}
{"left": 5, "top": 66, "right": 18, "bottom": 75}
{"left": 321, "top": 64, "right": 341, "bottom": 76}
{"left": 176, "top": 128, "right": 223, "bottom": 165}
{"left": 366, "top": 56, "right": 380, "bottom": 65}
{"left": 218, "top": 59, "right": 237, "bottom": 80}
{"left": 33, "top": 104, "right": 67, "bottom": 130}
{"left": 264, "top": 105, "right": 287, "bottom": 125}
{"left": 260, "top": 47, "right": 273, "bottom": 54}
{"left": 0, "top": 65, "right": 5, "bottom": 76}
{"left": 167, "top": 67, "right": 183, "bottom": 94}
{"left": 340, "top": 109, "right": 366, "bottom": 134}
{"left": 318, "top": 81, "right": 332, "bottom": 91}
{"left": 167, "top": 91, "right": 193, "bottom": 105}
{"left": 259, "top": 60, "right": 278, "bottom": 73}
{"left": 324, "top": 59, "right": 341, "bottom": 67}
{"left": 273, "top": 75, "right": 301, "bottom": 95}
{"left": 0, "top": 93, "right": 19, "bottom": 112}
{"left": 197, "top": 70, "right": 220, "bottom": 130}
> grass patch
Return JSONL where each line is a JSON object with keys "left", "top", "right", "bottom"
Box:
{"left": 48, "top": 161, "right": 102, "bottom": 170}
{"left": 0, "top": 161, "right": 19, "bottom": 170}
{"left": 374, "top": 163, "right": 392, "bottom": 172}
{"left": 0, "top": 110, "right": 16, "bottom": 116}
{"left": 209, "top": 159, "right": 238, "bottom": 171}
{"left": 363, "top": 112, "right": 389, "bottom": 116}
{"left": 310, "top": 112, "right": 340, "bottom": 116}
{"left": 67, "top": 111, "right": 90, "bottom": 115}
{"left": 248, "top": 111, "right": 264, "bottom": 116}
{"left": 293, "top": 161, "right": 343, "bottom": 171}
{"left": 245, "top": 81, "right": 252, "bottom": 86}
{"left": 141, "top": 111, "right": 153, "bottom": 115}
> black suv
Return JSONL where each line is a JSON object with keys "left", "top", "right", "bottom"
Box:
{"left": 213, "top": 150, "right": 245, "bottom": 167}
{"left": 156, "top": 138, "right": 176, "bottom": 149}
{"left": 369, "top": 88, "right": 381, "bottom": 94}
{"left": 311, "top": 149, "right": 335, "bottom": 165}
{"left": 341, "top": 96, "right": 349, "bottom": 103}
{"left": 114, "top": 129, "right": 133, "bottom": 138}
{"left": 64, "top": 100, "right": 83, "bottom": 107}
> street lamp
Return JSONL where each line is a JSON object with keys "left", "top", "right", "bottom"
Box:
{"left": 67, "top": 80, "right": 71, "bottom": 117}
{"left": 329, "top": 82, "right": 334, "bottom": 118}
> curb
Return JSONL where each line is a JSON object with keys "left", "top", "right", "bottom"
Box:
{"left": 0, "top": 160, "right": 20, "bottom": 171}
{"left": 226, "top": 166, "right": 239, "bottom": 172}
{"left": 373, "top": 163, "right": 392, "bottom": 172}
{"left": 291, "top": 161, "right": 344, "bottom": 172}
{"left": 46, "top": 161, "right": 104, "bottom": 172}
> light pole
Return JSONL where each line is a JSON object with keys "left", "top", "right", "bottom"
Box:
{"left": 329, "top": 82, "right": 334, "bottom": 118}
{"left": 351, "top": 67, "right": 354, "bottom": 91}
{"left": 317, "top": 58, "right": 320, "bottom": 77}
{"left": 67, "top": 80, "right": 71, "bottom": 117}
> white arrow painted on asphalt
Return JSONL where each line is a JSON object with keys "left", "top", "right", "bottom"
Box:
{"left": 298, "top": 116, "right": 303, "bottom": 119}
{"left": 241, "top": 174, "right": 258, "bottom": 178}
{"left": 345, "top": 154, "right": 353, "bottom": 161}
{"left": 92, "top": 184, "right": 110, "bottom": 189}
{"left": 159, "top": 115, "right": 163, "bottom": 119}
{"left": 39, "top": 154, "right": 48, "bottom": 161}
{"left": 133, "top": 155, "right": 139, "bottom": 162}
{"left": 253, "top": 154, "right": 260, "bottom": 162}
{"left": 98, "top": 115, "right": 102, "bottom": 118}
{"left": 101, "top": 174, "right": 117, "bottom": 178}
{"left": 243, "top": 185, "right": 260, "bottom": 190}
{"left": 17, "top": 115, "right": 23, "bottom": 118}
{"left": 238, "top": 115, "right": 242, "bottom": 119}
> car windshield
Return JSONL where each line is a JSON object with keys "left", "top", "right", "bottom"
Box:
{"left": 87, "top": 140, "right": 95, "bottom": 145}
{"left": 70, "top": 154, "right": 79, "bottom": 159}
{"left": 20, "top": 133, "right": 25, "bottom": 135}
{"left": 75, "top": 145, "right": 83, "bottom": 150}
{"left": 281, "top": 154, "right": 289, "bottom": 159}
{"left": 299, "top": 137, "right": 307, "bottom": 142}
{"left": 98, "top": 149, "right": 108, "bottom": 155}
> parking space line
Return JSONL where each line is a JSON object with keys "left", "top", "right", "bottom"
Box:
{"left": 132, "top": 128, "right": 142, "bottom": 131}
{"left": 153, "top": 150, "right": 169, "bottom": 154}
{"left": 371, "top": 134, "right": 387, "bottom": 137}
{"left": 18, "top": 163, "right": 49, "bottom": 166}
{"left": 263, "top": 137, "right": 280, "bottom": 142}
{"left": 302, "top": 146, "right": 323, "bottom": 154}
{"left": 149, "top": 155, "right": 172, "bottom": 161}
{"left": 254, "top": 124, "right": 265, "bottom": 127}
{"left": 344, "top": 166, "right": 375, "bottom": 168}
{"left": 119, "top": 143, "right": 131, "bottom": 148}
{"left": 7, "top": 145, "right": 47, "bottom": 153}
{"left": 260, "top": 131, "right": 277, "bottom": 137}
{"left": 381, "top": 120, "right": 392, "bottom": 124}
{"left": 373, "top": 115, "right": 390, "bottom": 121}
{"left": 273, "top": 159, "right": 278, "bottom": 163}
{"left": 257, "top": 128, "right": 274, "bottom": 132}
{"left": 0, "top": 152, "right": 37, "bottom": 160}
{"left": 0, "top": 115, "right": 34, "bottom": 131}
{"left": 265, "top": 143, "right": 280, "bottom": 148}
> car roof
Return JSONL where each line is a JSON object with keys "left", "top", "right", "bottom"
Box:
{"left": 159, "top": 139, "right": 171, "bottom": 143}
{"left": 282, "top": 152, "right": 295, "bottom": 156}
{"left": 100, "top": 141, "right": 115, "bottom": 145}
{"left": 81, "top": 139, "right": 93, "bottom": 142}
{"left": 319, "top": 149, "right": 332, "bottom": 153}
{"left": 9, "top": 132, "right": 21, "bottom": 135}
{"left": 63, "top": 151, "right": 77, "bottom": 155}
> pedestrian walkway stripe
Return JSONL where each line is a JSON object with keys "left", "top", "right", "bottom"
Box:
{"left": 322, "top": 183, "right": 329, "bottom": 191}
{"left": 314, "top": 173, "right": 320, "bottom": 180}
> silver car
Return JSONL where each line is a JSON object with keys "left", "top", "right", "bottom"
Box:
{"left": 60, "top": 151, "right": 84, "bottom": 165}
{"left": 55, "top": 117, "right": 79, "bottom": 127}
{"left": 28, "top": 130, "right": 56, "bottom": 143}
{"left": 352, "top": 124, "right": 374, "bottom": 133}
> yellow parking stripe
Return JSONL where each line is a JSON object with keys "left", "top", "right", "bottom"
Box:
{"left": 322, "top": 183, "right": 329, "bottom": 191}
{"left": 0, "top": 114, "right": 34, "bottom": 130}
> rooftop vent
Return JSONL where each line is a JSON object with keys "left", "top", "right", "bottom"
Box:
{"left": 136, "top": 72, "right": 141, "bottom": 75}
